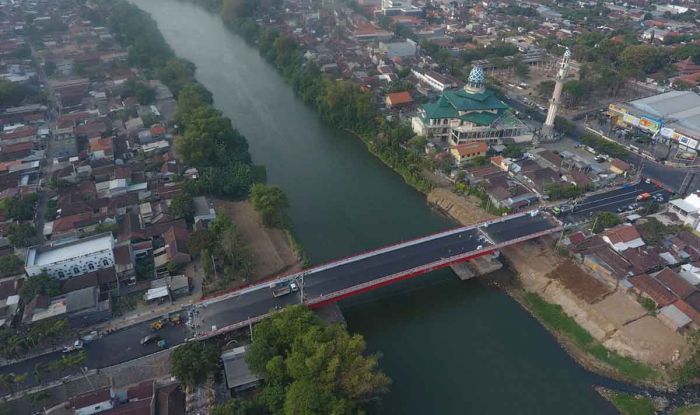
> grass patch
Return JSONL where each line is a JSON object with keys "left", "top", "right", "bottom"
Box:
{"left": 675, "top": 405, "right": 700, "bottom": 415}
{"left": 522, "top": 292, "right": 657, "bottom": 382}
{"left": 609, "top": 392, "right": 655, "bottom": 415}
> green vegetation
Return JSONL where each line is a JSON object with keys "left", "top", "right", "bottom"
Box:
{"left": 19, "top": 273, "right": 60, "bottom": 302}
{"left": 170, "top": 342, "right": 220, "bottom": 387}
{"left": 243, "top": 305, "right": 390, "bottom": 415}
{"left": 192, "top": 214, "right": 253, "bottom": 293}
{"left": 637, "top": 296, "right": 657, "bottom": 314}
{"left": 0, "top": 319, "right": 70, "bottom": 359}
{"left": 0, "top": 255, "right": 22, "bottom": 278}
{"left": 580, "top": 134, "right": 630, "bottom": 161}
{"left": 678, "top": 331, "right": 700, "bottom": 384}
{"left": 0, "top": 193, "right": 38, "bottom": 221}
{"left": 607, "top": 392, "right": 655, "bottom": 415}
{"left": 250, "top": 184, "right": 289, "bottom": 229}
{"left": 636, "top": 217, "right": 688, "bottom": 246}
{"left": 674, "top": 404, "right": 700, "bottom": 415}
{"left": 168, "top": 191, "right": 195, "bottom": 221}
{"left": 544, "top": 183, "right": 585, "bottom": 201}
{"left": 44, "top": 199, "right": 58, "bottom": 221}
{"left": 591, "top": 211, "right": 622, "bottom": 234}
{"left": 120, "top": 79, "right": 156, "bottom": 105}
{"left": 522, "top": 292, "right": 657, "bottom": 382}
{"left": 111, "top": 291, "right": 140, "bottom": 317}
{"left": 6, "top": 223, "right": 36, "bottom": 247}
{"left": 108, "top": 1, "right": 271, "bottom": 201}
{"left": 224, "top": 13, "right": 432, "bottom": 193}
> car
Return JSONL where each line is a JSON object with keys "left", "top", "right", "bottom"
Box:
{"left": 616, "top": 207, "right": 624, "bottom": 213}
{"left": 63, "top": 339, "right": 83, "bottom": 353}
{"left": 140, "top": 334, "right": 162, "bottom": 345}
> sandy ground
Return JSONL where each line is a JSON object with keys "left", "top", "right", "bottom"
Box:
{"left": 214, "top": 200, "right": 303, "bottom": 280}
{"left": 502, "top": 240, "right": 688, "bottom": 367}
{"left": 427, "top": 188, "right": 496, "bottom": 225}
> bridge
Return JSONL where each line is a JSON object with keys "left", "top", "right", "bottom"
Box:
{"left": 0, "top": 210, "right": 563, "bottom": 395}
{"left": 194, "top": 211, "right": 563, "bottom": 339}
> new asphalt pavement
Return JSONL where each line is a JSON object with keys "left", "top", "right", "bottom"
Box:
{"left": 0, "top": 213, "right": 560, "bottom": 395}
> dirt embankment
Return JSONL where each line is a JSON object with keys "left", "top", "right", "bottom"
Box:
{"left": 214, "top": 200, "right": 304, "bottom": 280}
{"left": 427, "top": 188, "right": 495, "bottom": 225}
{"left": 430, "top": 188, "right": 687, "bottom": 377}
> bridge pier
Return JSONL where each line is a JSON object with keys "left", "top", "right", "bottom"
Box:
{"left": 451, "top": 254, "right": 503, "bottom": 281}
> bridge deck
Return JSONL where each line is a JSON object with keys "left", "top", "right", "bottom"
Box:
{"left": 196, "top": 213, "right": 561, "bottom": 338}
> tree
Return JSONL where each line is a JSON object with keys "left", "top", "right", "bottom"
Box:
{"left": 247, "top": 306, "right": 390, "bottom": 414}
{"left": 0, "top": 255, "right": 22, "bottom": 278}
{"left": 619, "top": 44, "right": 668, "bottom": 78}
{"left": 591, "top": 211, "right": 622, "bottom": 233}
{"left": 6, "top": 223, "right": 35, "bottom": 247}
{"left": 514, "top": 61, "right": 529, "bottom": 79}
{"left": 19, "top": 273, "right": 60, "bottom": 302}
{"left": 170, "top": 342, "right": 220, "bottom": 387}
{"left": 0, "top": 80, "right": 26, "bottom": 107}
{"left": 250, "top": 184, "right": 290, "bottom": 228}
{"left": 168, "top": 192, "right": 195, "bottom": 221}
{"left": 502, "top": 145, "right": 523, "bottom": 159}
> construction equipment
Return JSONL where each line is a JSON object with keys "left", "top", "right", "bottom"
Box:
{"left": 150, "top": 320, "right": 165, "bottom": 331}
{"left": 169, "top": 313, "right": 182, "bottom": 326}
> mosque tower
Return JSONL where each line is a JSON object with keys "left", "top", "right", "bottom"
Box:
{"left": 541, "top": 48, "right": 571, "bottom": 140}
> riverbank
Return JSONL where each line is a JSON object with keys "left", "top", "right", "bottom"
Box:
{"left": 209, "top": 1, "right": 682, "bottom": 388}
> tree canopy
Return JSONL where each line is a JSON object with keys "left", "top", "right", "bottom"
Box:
{"left": 19, "top": 273, "right": 60, "bottom": 302}
{"left": 247, "top": 305, "right": 390, "bottom": 415}
{"left": 592, "top": 212, "right": 622, "bottom": 234}
{"left": 170, "top": 342, "right": 220, "bottom": 387}
{"left": 250, "top": 184, "right": 289, "bottom": 228}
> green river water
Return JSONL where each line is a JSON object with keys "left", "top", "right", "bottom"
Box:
{"left": 132, "top": 1, "right": 620, "bottom": 412}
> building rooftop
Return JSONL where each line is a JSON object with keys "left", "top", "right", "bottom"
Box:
{"left": 625, "top": 91, "right": 700, "bottom": 137}
{"left": 26, "top": 233, "right": 114, "bottom": 268}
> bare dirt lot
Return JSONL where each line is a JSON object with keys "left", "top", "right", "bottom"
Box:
{"left": 503, "top": 240, "right": 688, "bottom": 367}
{"left": 214, "top": 200, "right": 303, "bottom": 280}
{"left": 427, "top": 188, "right": 495, "bottom": 225}
{"left": 547, "top": 260, "right": 611, "bottom": 303}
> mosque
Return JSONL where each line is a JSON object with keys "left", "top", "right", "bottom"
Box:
{"left": 411, "top": 66, "right": 533, "bottom": 145}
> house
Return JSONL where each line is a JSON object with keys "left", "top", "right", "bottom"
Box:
{"left": 22, "top": 286, "right": 111, "bottom": 327}
{"left": 222, "top": 346, "right": 262, "bottom": 392}
{"left": 156, "top": 383, "right": 185, "bottom": 415}
{"left": 668, "top": 193, "right": 700, "bottom": 230}
{"left": 449, "top": 141, "right": 488, "bottom": 164}
{"left": 653, "top": 267, "right": 696, "bottom": 299}
{"left": 629, "top": 274, "right": 676, "bottom": 307}
{"left": 609, "top": 158, "right": 631, "bottom": 176}
{"left": 192, "top": 196, "right": 216, "bottom": 228}
{"left": 68, "top": 387, "right": 115, "bottom": 415}
{"left": 658, "top": 303, "right": 693, "bottom": 332}
{"left": 602, "top": 224, "right": 645, "bottom": 252}
{"left": 385, "top": 91, "right": 414, "bottom": 108}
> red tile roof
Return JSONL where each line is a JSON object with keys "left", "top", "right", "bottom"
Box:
{"left": 630, "top": 274, "right": 676, "bottom": 307}
{"left": 605, "top": 225, "right": 642, "bottom": 244}
{"left": 386, "top": 91, "right": 413, "bottom": 106}
{"left": 654, "top": 268, "right": 696, "bottom": 299}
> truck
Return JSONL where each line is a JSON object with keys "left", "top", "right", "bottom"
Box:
{"left": 271, "top": 280, "right": 299, "bottom": 298}
{"left": 62, "top": 339, "right": 83, "bottom": 353}
{"left": 636, "top": 192, "right": 651, "bottom": 202}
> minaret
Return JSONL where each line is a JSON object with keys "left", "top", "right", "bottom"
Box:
{"left": 541, "top": 48, "right": 571, "bottom": 140}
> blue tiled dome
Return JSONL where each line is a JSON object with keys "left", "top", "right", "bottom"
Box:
{"left": 468, "top": 65, "right": 485, "bottom": 85}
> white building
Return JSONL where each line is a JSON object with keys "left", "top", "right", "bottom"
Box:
{"left": 668, "top": 193, "right": 700, "bottom": 230}
{"left": 25, "top": 233, "right": 115, "bottom": 280}
{"left": 378, "top": 39, "right": 417, "bottom": 59}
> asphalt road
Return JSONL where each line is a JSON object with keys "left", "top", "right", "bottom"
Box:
{"left": 0, "top": 214, "right": 560, "bottom": 394}
{"left": 563, "top": 182, "right": 671, "bottom": 224}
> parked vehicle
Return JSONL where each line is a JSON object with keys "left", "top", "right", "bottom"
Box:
{"left": 157, "top": 339, "right": 168, "bottom": 349}
{"left": 81, "top": 331, "right": 99, "bottom": 343}
{"left": 271, "top": 280, "right": 299, "bottom": 298}
{"left": 140, "top": 334, "right": 162, "bottom": 345}
{"left": 63, "top": 340, "right": 83, "bottom": 353}
{"left": 636, "top": 193, "right": 651, "bottom": 202}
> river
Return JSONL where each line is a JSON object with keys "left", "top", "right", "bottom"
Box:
{"left": 131, "top": 0, "right": 620, "bottom": 412}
